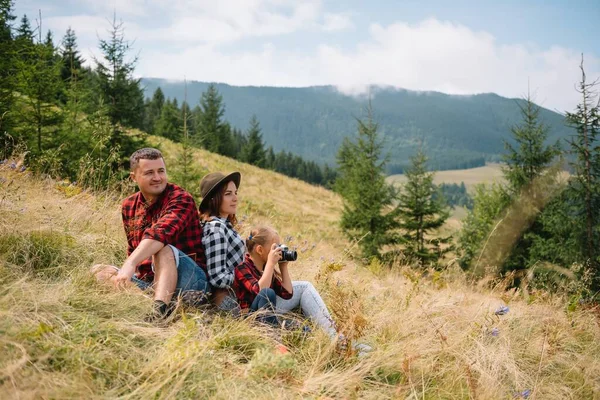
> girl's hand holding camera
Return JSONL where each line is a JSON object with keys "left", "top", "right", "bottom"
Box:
{"left": 267, "top": 243, "right": 282, "bottom": 266}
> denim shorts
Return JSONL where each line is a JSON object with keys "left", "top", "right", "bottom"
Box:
{"left": 130, "top": 245, "right": 210, "bottom": 294}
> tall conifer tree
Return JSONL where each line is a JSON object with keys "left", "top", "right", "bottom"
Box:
{"left": 94, "top": 14, "right": 145, "bottom": 168}
{"left": 397, "top": 148, "right": 450, "bottom": 266}
{"left": 15, "top": 13, "right": 63, "bottom": 154}
{"left": 565, "top": 56, "right": 600, "bottom": 287}
{"left": 0, "top": 0, "right": 16, "bottom": 143}
{"left": 503, "top": 93, "right": 561, "bottom": 194}
{"left": 195, "top": 84, "right": 233, "bottom": 155}
{"left": 59, "top": 27, "right": 84, "bottom": 87}
{"left": 94, "top": 14, "right": 145, "bottom": 130}
{"left": 171, "top": 80, "right": 203, "bottom": 195}
{"left": 241, "top": 115, "right": 266, "bottom": 167}
{"left": 335, "top": 103, "right": 398, "bottom": 260}
{"left": 145, "top": 87, "right": 164, "bottom": 134}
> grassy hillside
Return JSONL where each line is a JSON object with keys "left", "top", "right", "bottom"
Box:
{"left": 1, "top": 140, "right": 599, "bottom": 399}
{"left": 142, "top": 78, "right": 572, "bottom": 172}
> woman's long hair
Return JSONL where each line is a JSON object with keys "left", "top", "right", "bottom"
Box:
{"left": 199, "top": 180, "right": 238, "bottom": 226}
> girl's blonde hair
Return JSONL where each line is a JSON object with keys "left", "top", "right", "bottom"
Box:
{"left": 246, "top": 225, "right": 282, "bottom": 279}
{"left": 246, "top": 225, "right": 278, "bottom": 253}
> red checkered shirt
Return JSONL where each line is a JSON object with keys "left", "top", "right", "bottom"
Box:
{"left": 121, "top": 183, "right": 206, "bottom": 281}
{"left": 233, "top": 254, "right": 293, "bottom": 310}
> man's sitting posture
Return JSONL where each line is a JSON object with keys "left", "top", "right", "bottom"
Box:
{"left": 92, "top": 148, "right": 208, "bottom": 319}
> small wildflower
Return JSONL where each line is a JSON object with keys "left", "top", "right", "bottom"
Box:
{"left": 19, "top": 165, "right": 26, "bottom": 173}
{"left": 0, "top": 159, "right": 6, "bottom": 165}
{"left": 9, "top": 162, "right": 16, "bottom": 169}
{"left": 495, "top": 306, "right": 510, "bottom": 316}
{"left": 320, "top": 256, "right": 325, "bottom": 261}
{"left": 513, "top": 389, "right": 531, "bottom": 399}
{"left": 491, "top": 327, "right": 499, "bottom": 337}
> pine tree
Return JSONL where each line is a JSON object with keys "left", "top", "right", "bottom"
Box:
{"left": 171, "top": 80, "right": 203, "bottom": 196}
{"left": 503, "top": 93, "right": 561, "bottom": 194}
{"left": 397, "top": 148, "right": 451, "bottom": 266}
{"left": 496, "top": 92, "right": 563, "bottom": 273}
{"left": 94, "top": 14, "right": 145, "bottom": 168}
{"left": 565, "top": 56, "right": 600, "bottom": 288}
{"left": 145, "top": 87, "right": 164, "bottom": 134}
{"left": 14, "top": 14, "right": 33, "bottom": 49}
{"left": 195, "top": 84, "right": 232, "bottom": 155}
{"left": 14, "top": 13, "right": 63, "bottom": 155}
{"left": 154, "top": 98, "right": 182, "bottom": 141}
{"left": 0, "top": 0, "right": 16, "bottom": 144}
{"left": 230, "top": 127, "right": 247, "bottom": 159}
{"left": 94, "top": 14, "right": 145, "bottom": 130}
{"left": 265, "top": 146, "right": 275, "bottom": 169}
{"left": 59, "top": 27, "right": 84, "bottom": 88}
{"left": 335, "top": 103, "right": 398, "bottom": 260}
{"left": 240, "top": 115, "right": 266, "bottom": 167}
{"left": 458, "top": 182, "right": 510, "bottom": 270}
{"left": 58, "top": 29, "right": 92, "bottom": 178}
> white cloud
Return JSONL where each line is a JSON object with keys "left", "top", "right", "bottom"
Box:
{"left": 45, "top": 14, "right": 146, "bottom": 68}
{"left": 322, "top": 12, "right": 353, "bottom": 32}
{"left": 139, "top": 18, "right": 599, "bottom": 112}
{"left": 27, "top": 0, "right": 599, "bottom": 113}
{"left": 145, "top": 0, "right": 345, "bottom": 45}
{"left": 71, "top": 0, "right": 153, "bottom": 17}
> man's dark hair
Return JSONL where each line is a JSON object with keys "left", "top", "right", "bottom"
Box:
{"left": 130, "top": 148, "right": 164, "bottom": 170}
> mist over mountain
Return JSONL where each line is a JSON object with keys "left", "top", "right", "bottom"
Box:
{"left": 142, "top": 78, "right": 570, "bottom": 172}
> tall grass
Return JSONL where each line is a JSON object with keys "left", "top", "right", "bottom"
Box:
{"left": 1, "top": 145, "right": 600, "bottom": 399}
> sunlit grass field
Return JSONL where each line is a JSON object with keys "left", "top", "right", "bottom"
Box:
{"left": 388, "top": 163, "right": 505, "bottom": 192}
{"left": 1, "top": 140, "right": 599, "bottom": 399}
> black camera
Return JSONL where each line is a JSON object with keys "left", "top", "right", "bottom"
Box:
{"left": 278, "top": 244, "right": 297, "bottom": 262}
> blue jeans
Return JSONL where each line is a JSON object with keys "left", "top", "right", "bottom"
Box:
{"left": 132, "top": 245, "right": 210, "bottom": 295}
{"left": 250, "top": 288, "right": 279, "bottom": 326}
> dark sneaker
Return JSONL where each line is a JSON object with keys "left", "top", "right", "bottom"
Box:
{"left": 217, "top": 294, "right": 241, "bottom": 318}
{"left": 180, "top": 290, "right": 210, "bottom": 308}
{"left": 144, "top": 300, "right": 175, "bottom": 322}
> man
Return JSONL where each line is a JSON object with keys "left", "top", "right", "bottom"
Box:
{"left": 92, "top": 148, "right": 208, "bottom": 319}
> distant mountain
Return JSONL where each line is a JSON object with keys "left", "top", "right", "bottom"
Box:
{"left": 141, "top": 78, "right": 571, "bottom": 172}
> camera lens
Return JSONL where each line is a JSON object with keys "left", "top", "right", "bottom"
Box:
{"left": 282, "top": 249, "right": 297, "bottom": 262}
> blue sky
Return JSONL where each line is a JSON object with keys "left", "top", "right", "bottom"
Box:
{"left": 12, "top": 0, "right": 600, "bottom": 112}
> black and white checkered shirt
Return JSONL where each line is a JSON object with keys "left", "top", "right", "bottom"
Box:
{"left": 202, "top": 217, "right": 245, "bottom": 288}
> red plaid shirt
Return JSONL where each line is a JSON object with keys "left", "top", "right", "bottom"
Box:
{"left": 233, "top": 254, "right": 293, "bottom": 310}
{"left": 121, "top": 183, "right": 206, "bottom": 281}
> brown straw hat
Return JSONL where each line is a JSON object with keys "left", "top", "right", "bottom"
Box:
{"left": 199, "top": 171, "right": 241, "bottom": 212}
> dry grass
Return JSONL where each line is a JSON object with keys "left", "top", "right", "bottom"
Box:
{"left": 387, "top": 163, "right": 506, "bottom": 193}
{"left": 1, "top": 143, "right": 600, "bottom": 399}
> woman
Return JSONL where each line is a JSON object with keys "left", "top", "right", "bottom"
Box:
{"left": 199, "top": 171, "right": 245, "bottom": 315}
{"left": 233, "top": 225, "right": 341, "bottom": 340}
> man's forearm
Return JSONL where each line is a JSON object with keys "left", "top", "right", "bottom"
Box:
{"left": 123, "top": 239, "right": 165, "bottom": 269}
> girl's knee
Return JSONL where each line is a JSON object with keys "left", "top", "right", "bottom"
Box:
{"left": 295, "top": 281, "right": 315, "bottom": 292}
{"left": 258, "top": 287, "right": 276, "bottom": 302}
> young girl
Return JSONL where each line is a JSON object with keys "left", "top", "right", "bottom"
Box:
{"left": 199, "top": 171, "right": 245, "bottom": 315}
{"left": 233, "top": 225, "right": 340, "bottom": 339}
